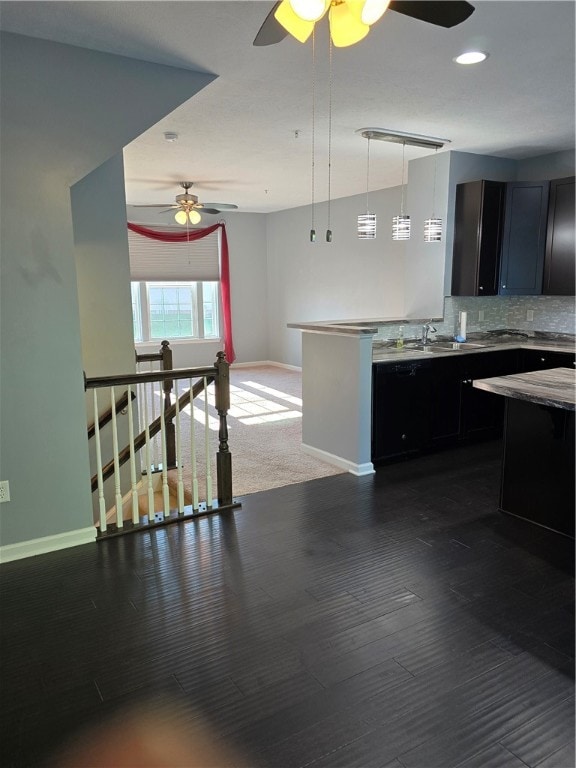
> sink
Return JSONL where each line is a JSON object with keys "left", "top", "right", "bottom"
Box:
{"left": 402, "top": 341, "right": 490, "bottom": 353}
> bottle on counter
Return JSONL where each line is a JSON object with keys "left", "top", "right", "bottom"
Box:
{"left": 396, "top": 326, "right": 404, "bottom": 349}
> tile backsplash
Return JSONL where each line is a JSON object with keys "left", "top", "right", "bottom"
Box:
{"left": 375, "top": 295, "right": 575, "bottom": 341}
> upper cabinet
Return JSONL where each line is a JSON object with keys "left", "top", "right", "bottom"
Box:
{"left": 543, "top": 177, "right": 575, "bottom": 296}
{"left": 451, "top": 177, "right": 574, "bottom": 296}
{"left": 499, "top": 181, "right": 549, "bottom": 295}
{"left": 451, "top": 180, "right": 505, "bottom": 297}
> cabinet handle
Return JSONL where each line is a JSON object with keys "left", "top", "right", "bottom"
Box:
{"left": 540, "top": 357, "right": 546, "bottom": 362}
{"left": 502, "top": 284, "right": 506, "bottom": 288}
{"left": 479, "top": 286, "right": 483, "bottom": 291}
{"left": 401, "top": 434, "right": 407, "bottom": 441}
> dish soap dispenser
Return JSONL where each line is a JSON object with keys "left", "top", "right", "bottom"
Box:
{"left": 396, "top": 326, "right": 404, "bottom": 349}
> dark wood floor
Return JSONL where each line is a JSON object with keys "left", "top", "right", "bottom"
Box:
{"left": 1, "top": 441, "right": 574, "bottom": 768}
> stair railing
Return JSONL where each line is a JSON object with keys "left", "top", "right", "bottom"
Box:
{"left": 85, "top": 351, "right": 239, "bottom": 539}
{"left": 135, "top": 340, "right": 175, "bottom": 469}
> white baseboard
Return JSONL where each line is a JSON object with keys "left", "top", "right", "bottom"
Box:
{"left": 0, "top": 526, "right": 96, "bottom": 564}
{"left": 301, "top": 443, "right": 375, "bottom": 476}
{"left": 231, "top": 360, "right": 302, "bottom": 372}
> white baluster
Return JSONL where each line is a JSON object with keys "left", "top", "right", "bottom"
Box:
{"left": 174, "top": 379, "right": 184, "bottom": 514}
{"left": 93, "top": 390, "right": 106, "bottom": 533}
{"left": 204, "top": 376, "right": 212, "bottom": 508}
{"left": 126, "top": 385, "right": 139, "bottom": 525}
{"left": 160, "top": 382, "right": 170, "bottom": 517}
{"left": 150, "top": 362, "right": 157, "bottom": 470}
{"left": 110, "top": 386, "right": 123, "bottom": 528}
{"left": 190, "top": 377, "right": 199, "bottom": 510}
{"left": 142, "top": 380, "right": 155, "bottom": 517}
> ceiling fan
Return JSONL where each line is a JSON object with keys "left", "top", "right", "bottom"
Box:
{"left": 132, "top": 182, "right": 238, "bottom": 225}
{"left": 254, "top": 0, "right": 475, "bottom": 47}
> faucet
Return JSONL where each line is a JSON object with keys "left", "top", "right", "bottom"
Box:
{"left": 422, "top": 322, "right": 437, "bottom": 345}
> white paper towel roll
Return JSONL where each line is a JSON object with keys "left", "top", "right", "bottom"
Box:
{"left": 459, "top": 311, "right": 467, "bottom": 340}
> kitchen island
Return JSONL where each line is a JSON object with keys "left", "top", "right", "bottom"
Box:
{"left": 474, "top": 367, "right": 575, "bottom": 538}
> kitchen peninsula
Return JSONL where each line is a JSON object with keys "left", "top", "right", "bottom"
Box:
{"left": 474, "top": 367, "right": 575, "bottom": 538}
{"left": 288, "top": 318, "right": 575, "bottom": 476}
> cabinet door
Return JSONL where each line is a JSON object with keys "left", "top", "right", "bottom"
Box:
{"left": 518, "top": 349, "right": 576, "bottom": 373}
{"left": 499, "top": 181, "right": 550, "bottom": 295}
{"left": 543, "top": 177, "right": 575, "bottom": 296}
{"left": 371, "top": 362, "right": 432, "bottom": 462}
{"left": 452, "top": 180, "right": 505, "bottom": 296}
{"left": 460, "top": 350, "right": 519, "bottom": 440}
{"left": 430, "top": 357, "right": 462, "bottom": 446}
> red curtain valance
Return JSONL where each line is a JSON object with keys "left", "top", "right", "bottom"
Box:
{"left": 127, "top": 222, "right": 235, "bottom": 363}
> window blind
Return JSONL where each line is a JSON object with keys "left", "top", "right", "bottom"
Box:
{"left": 128, "top": 226, "right": 220, "bottom": 281}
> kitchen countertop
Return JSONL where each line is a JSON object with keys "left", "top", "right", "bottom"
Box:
{"left": 372, "top": 334, "right": 575, "bottom": 363}
{"left": 473, "top": 367, "right": 575, "bottom": 411}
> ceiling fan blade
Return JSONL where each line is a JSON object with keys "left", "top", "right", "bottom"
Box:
{"left": 388, "top": 1, "right": 475, "bottom": 28}
{"left": 253, "top": 2, "right": 289, "bottom": 46}
{"left": 130, "top": 203, "right": 177, "bottom": 208}
{"left": 202, "top": 203, "right": 239, "bottom": 211}
{"left": 199, "top": 208, "right": 223, "bottom": 215}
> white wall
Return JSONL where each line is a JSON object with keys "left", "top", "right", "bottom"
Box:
{"left": 0, "top": 31, "right": 215, "bottom": 552}
{"left": 266, "top": 188, "right": 406, "bottom": 367}
{"left": 72, "top": 154, "right": 136, "bottom": 378}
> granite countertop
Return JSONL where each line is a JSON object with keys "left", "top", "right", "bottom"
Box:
{"left": 372, "top": 332, "right": 575, "bottom": 362}
{"left": 287, "top": 317, "right": 442, "bottom": 336}
{"left": 473, "top": 367, "right": 576, "bottom": 411}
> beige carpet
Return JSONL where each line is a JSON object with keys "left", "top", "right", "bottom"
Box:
{"left": 170, "top": 365, "right": 345, "bottom": 499}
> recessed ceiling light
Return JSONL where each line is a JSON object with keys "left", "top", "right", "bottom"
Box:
{"left": 454, "top": 51, "right": 488, "bottom": 65}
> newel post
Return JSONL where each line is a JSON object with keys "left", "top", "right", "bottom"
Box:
{"left": 160, "top": 340, "right": 176, "bottom": 468}
{"left": 214, "top": 351, "right": 233, "bottom": 505}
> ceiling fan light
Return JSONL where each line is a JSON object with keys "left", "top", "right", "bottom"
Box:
{"left": 188, "top": 209, "right": 202, "bottom": 225}
{"left": 174, "top": 210, "right": 188, "bottom": 225}
{"left": 329, "top": 2, "right": 369, "bottom": 47}
{"left": 359, "top": 0, "right": 390, "bottom": 25}
{"left": 289, "top": 0, "right": 329, "bottom": 23}
{"left": 274, "top": 0, "right": 315, "bottom": 43}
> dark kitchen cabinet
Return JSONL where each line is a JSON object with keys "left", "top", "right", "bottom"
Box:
{"left": 499, "top": 181, "right": 550, "bottom": 295}
{"left": 430, "top": 356, "right": 462, "bottom": 446}
{"left": 372, "top": 350, "right": 521, "bottom": 464}
{"left": 372, "top": 360, "right": 432, "bottom": 462}
{"left": 459, "top": 350, "right": 520, "bottom": 440}
{"left": 452, "top": 180, "right": 506, "bottom": 296}
{"left": 518, "top": 348, "right": 575, "bottom": 372}
{"left": 543, "top": 176, "right": 575, "bottom": 296}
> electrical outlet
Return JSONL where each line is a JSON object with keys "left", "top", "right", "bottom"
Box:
{"left": 478, "top": 310, "right": 485, "bottom": 321}
{"left": 0, "top": 480, "right": 10, "bottom": 503}
{"left": 526, "top": 309, "right": 534, "bottom": 321}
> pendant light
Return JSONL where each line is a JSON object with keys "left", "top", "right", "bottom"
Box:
{"left": 310, "top": 27, "right": 317, "bottom": 242}
{"left": 358, "top": 135, "right": 376, "bottom": 239}
{"left": 424, "top": 147, "right": 442, "bottom": 242}
{"left": 392, "top": 141, "right": 410, "bottom": 240}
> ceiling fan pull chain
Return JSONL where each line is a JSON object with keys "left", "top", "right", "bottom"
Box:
{"left": 310, "top": 26, "right": 316, "bottom": 243}
{"left": 326, "top": 33, "right": 333, "bottom": 243}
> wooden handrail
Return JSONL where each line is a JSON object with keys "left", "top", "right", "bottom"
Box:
{"left": 90, "top": 375, "right": 214, "bottom": 492}
{"left": 87, "top": 390, "right": 136, "bottom": 440}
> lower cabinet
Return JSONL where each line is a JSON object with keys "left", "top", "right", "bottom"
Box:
{"left": 372, "top": 348, "right": 575, "bottom": 464}
{"left": 517, "top": 348, "right": 575, "bottom": 372}
{"left": 373, "top": 349, "right": 520, "bottom": 463}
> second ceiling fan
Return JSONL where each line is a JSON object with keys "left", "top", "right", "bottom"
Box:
{"left": 132, "top": 182, "right": 238, "bottom": 225}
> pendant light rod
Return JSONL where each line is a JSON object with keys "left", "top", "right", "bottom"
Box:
{"left": 355, "top": 127, "right": 450, "bottom": 150}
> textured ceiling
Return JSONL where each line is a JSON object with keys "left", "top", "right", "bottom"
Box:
{"left": 1, "top": 1, "right": 574, "bottom": 215}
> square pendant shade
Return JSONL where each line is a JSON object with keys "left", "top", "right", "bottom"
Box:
{"left": 424, "top": 217, "right": 443, "bottom": 242}
{"left": 392, "top": 215, "right": 411, "bottom": 240}
{"left": 358, "top": 213, "right": 377, "bottom": 239}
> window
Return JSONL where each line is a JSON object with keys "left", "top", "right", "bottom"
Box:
{"left": 128, "top": 226, "right": 222, "bottom": 343}
{"left": 131, "top": 281, "right": 220, "bottom": 342}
